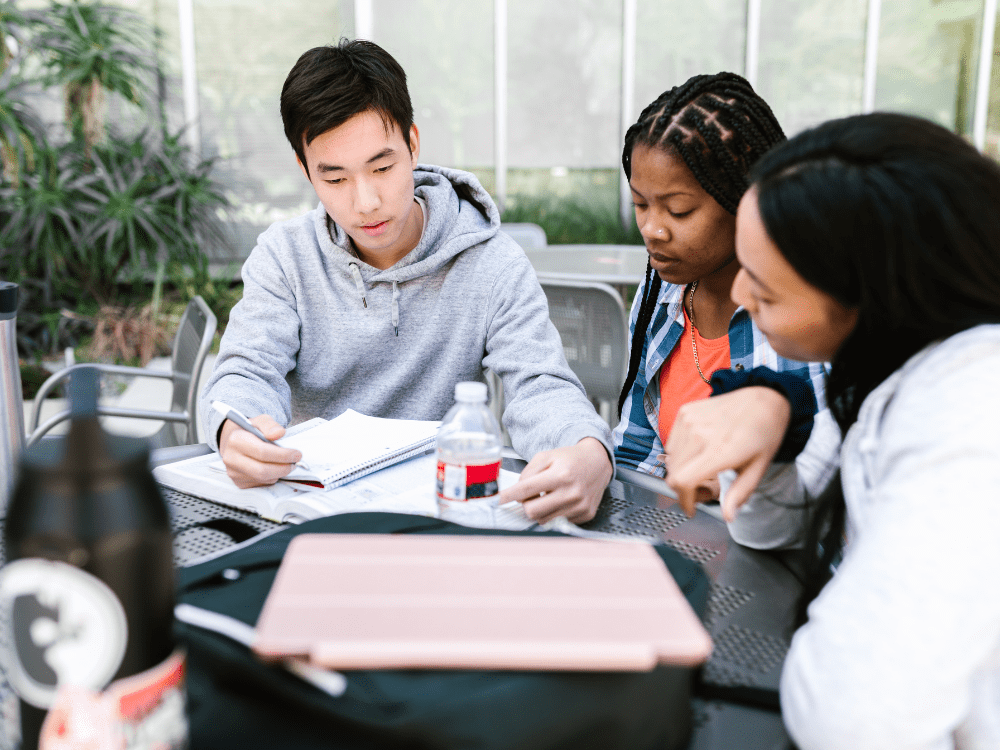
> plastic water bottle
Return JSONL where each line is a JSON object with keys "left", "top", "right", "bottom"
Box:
{"left": 0, "top": 367, "right": 186, "bottom": 750}
{"left": 436, "top": 382, "right": 503, "bottom": 508}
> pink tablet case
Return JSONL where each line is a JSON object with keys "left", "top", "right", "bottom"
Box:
{"left": 253, "top": 534, "right": 713, "bottom": 671}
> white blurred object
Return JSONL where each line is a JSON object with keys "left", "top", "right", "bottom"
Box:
{"left": 39, "top": 686, "right": 123, "bottom": 750}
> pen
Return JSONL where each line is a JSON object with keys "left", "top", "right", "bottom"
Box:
{"left": 211, "top": 401, "right": 278, "bottom": 445}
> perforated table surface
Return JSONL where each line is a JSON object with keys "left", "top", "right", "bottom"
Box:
{"left": 1, "top": 449, "right": 800, "bottom": 749}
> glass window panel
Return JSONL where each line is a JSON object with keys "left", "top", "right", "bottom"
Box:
{"left": 633, "top": 0, "right": 746, "bottom": 122}
{"left": 372, "top": 0, "right": 494, "bottom": 174}
{"left": 983, "top": 11, "right": 1000, "bottom": 159}
{"left": 190, "top": 0, "right": 351, "bottom": 259}
{"left": 875, "top": 0, "right": 985, "bottom": 136}
{"left": 757, "top": 0, "right": 868, "bottom": 136}
{"left": 507, "top": 0, "right": 622, "bottom": 169}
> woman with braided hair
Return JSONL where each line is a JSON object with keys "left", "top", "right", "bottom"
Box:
{"left": 612, "top": 72, "right": 826, "bottom": 489}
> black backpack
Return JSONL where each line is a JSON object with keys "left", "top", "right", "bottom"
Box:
{"left": 176, "top": 512, "right": 711, "bottom": 750}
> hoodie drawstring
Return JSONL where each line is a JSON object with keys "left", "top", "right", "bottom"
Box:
{"left": 349, "top": 263, "right": 367, "bottom": 309}
{"left": 350, "top": 262, "right": 400, "bottom": 336}
{"left": 391, "top": 281, "right": 400, "bottom": 337}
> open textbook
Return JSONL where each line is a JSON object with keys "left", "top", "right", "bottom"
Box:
{"left": 153, "top": 415, "right": 529, "bottom": 528}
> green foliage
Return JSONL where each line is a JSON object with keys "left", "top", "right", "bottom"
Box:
{"left": 0, "top": 2, "right": 45, "bottom": 181}
{"left": 0, "top": 145, "right": 91, "bottom": 304}
{"left": 12, "top": 277, "right": 92, "bottom": 358}
{"left": 166, "top": 254, "right": 242, "bottom": 332}
{"left": 0, "top": 70, "right": 45, "bottom": 180}
{"left": 0, "top": 0, "right": 230, "bottom": 360}
{"left": 32, "top": 0, "right": 155, "bottom": 150}
{"left": 501, "top": 194, "right": 643, "bottom": 246}
{"left": 19, "top": 359, "right": 51, "bottom": 400}
{"left": 2, "top": 131, "right": 228, "bottom": 303}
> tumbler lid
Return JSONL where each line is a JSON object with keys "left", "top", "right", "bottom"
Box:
{"left": 0, "top": 281, "right": 16, "bottom": 316}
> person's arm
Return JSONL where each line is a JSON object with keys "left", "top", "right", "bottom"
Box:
{"left": 665, "top": 386, "right": 792, "bottom": 518}
{"left": 722, "top": 406, "right": 841, "bottom": 549}
{"left": 665, "top": 366, "right": 839, "bottom": 546}
{"left": 781, "top": 351, "right": 1000, "bottom": 750}
{"left": 482, "top": 253, "right": 613, "bottom": 523}
{"left": 200, "top": 238, "right": 303, "bottom": 486}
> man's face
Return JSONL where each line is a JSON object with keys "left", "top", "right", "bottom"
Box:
{"left": 298, "top": 110, "right": 421, "bottom": 270}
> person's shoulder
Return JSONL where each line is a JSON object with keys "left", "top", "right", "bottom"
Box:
{"left": 254, "top": 204, "right": 326, "bottom": 253}
{"left": 877, "top": 324, "right": 1000, "bottom": 438}
{"left": 900, "top": 324, "right": 1000, "bottom": 394}
{"left": 242, "top": 205, "right": 329, "bottom": 278}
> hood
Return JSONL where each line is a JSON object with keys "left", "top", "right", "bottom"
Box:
{"left": 322, "top": 164, "right": 500, "bottom": 283}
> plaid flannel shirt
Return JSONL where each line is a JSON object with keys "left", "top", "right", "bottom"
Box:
{"left": 612, "top": 278, "right": 828, "bottom": 476}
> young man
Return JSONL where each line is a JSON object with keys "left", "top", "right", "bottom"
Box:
{"left": 200, "top": 39, "right": 613, "bottom": 523}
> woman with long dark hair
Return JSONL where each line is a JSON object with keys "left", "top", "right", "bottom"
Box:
{"left": 612, "top": 72, "right": 826, "bottom": 491}
{"left": 666, "top": 112, "right": 1000, "bottom": 749}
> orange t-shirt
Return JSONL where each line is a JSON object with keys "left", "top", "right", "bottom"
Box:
{"left": 658, "top": 306, "right": 731, "bottom": 446}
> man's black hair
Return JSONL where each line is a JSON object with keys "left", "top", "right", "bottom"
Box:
{"left": 280, "top": 39, "right": 414, "bottom": 174}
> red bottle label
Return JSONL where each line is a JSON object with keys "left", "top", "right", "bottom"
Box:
{"left": 38, "top": 649, "right": 188, "bottom": 749}
{"left": 436, "top": 460, "right": 501, "bottom": 501}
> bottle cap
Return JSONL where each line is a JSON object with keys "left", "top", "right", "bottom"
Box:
{"left": 0, "top": 281, "right": 17, "bottom": 317}
{"left": 455, "top": 381, "right": 488, "bottom": 402}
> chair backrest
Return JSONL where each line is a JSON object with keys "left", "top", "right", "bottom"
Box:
{"left": 500, "top": 222, "right": 547, "bottom": 250}
{"left": 538, "top": 278, "right": 628, "bottom": 410}
{"left": 165, "top": 296, "right": 217, "bottom": 446}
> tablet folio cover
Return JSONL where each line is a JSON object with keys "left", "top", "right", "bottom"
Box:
{"left": 253, "top": 534, "right": 712, "bottom": 671}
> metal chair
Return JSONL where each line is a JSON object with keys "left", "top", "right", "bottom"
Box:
{"left": 27, "top": 296, "right": 217, "bottom": 448}
{"left": 500, "top": 222, "right": 547, "bottom": 249}
{"left": 538, "top": 278, "right": 628, "bottom": 427}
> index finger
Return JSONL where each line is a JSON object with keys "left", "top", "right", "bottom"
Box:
{"left": 666, "top": 447, "right": 725, "bottom": 517}
{"left": 672, "top": 479, "right": 700, "bottom": 518}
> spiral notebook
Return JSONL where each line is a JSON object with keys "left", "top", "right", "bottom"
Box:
{"left": 153, "top": 413, "right": 442, "bottom": 524}
{"left": 278, "top": 410, "right": 439, "bottom": 490}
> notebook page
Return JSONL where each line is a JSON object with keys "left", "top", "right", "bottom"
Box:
{"left": 278, "top": 410, "right": 439, "bottom": 485}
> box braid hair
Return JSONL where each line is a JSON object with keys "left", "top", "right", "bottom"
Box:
{"left": 617, "top": 72, "right": 785, "bottom": 417}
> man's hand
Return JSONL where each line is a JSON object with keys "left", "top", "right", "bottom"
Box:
{"left": 499, "top": 437, "right": 613, "bottom": 525}
{"left": 218, "top": 414, "right": 302, "bottom": 489}
{"left": 665, "top": 387, "right": 791, "bottom": 521}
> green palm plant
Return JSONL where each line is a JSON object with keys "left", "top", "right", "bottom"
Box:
{"left": 0, "top": 67, "right": 45, "bottom": 183}
{"left": 78, "top": 140, "right": 179, "bottom": 297}
{"left": 76, "top": 132, "right": 225, "bottom": 300}
{"left": 0, "top": 145, "right": 96, "bottom": 304}
{"left": 0, "top": 0, "right": 36, "bottom": 72}
{"left": 0, "top": 0, "right": 231, "bottom": 359}
{"left": 0, "top": 1, "right": 46, "bottom": 182}
{"left": 1, "top": 131, "right": 229, "bottom": 305}
{"left": 32, "top": 0, "right": 155, "bottom": 154}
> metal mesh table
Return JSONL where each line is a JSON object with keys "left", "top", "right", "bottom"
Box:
{"left": 0, "top": 455, "right": 799, "bottom": 749}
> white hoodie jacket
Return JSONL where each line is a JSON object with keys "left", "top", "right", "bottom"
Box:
{"left": 727, "top": 324, "right": 1000, "bottom": 750}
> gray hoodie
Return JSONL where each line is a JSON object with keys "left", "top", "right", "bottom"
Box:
{"left": 201, "top": 164, "right": 613, "bottom": 463}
